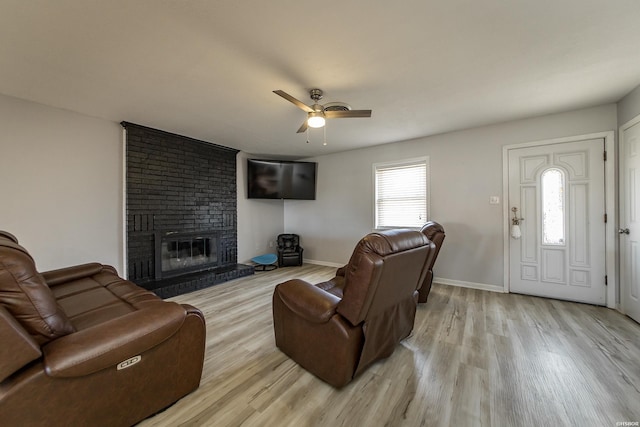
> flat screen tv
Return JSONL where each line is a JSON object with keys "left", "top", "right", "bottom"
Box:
{"left": 247, "top": 159, "right": 317, "bottom": 200}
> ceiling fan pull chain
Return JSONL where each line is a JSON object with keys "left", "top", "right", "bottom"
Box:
{"left": 323, "top": 125, "right": 327, "bottom": 146}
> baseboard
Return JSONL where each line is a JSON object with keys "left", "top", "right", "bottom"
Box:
{"left": 304, "top": 264, "right": 505, "bottom": 293}
{"left": 434, "top": 277, "right": 505, "bottom": 293}
{"left": 305, "top": 259, "right": 344, "bottom": 268}
{"left": 302, "top": 262, "right": 505, "bottom": 293}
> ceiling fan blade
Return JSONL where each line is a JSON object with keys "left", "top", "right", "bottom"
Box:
{"left": 273, "top": 90, "right": 314, "bottom": 113}
{"left": 296, "top": 120, "right": 308, "bottom": 133}
{"left": 324, "top": 109, "right": 372, "bottom": 119}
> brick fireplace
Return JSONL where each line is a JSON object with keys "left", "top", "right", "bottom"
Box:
{"left": 123, "top": 122, "right": 252, "bottom": 298}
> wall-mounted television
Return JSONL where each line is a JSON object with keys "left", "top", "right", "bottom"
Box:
{"left": 247, "top": 159, "right": 317, "bottom": 200}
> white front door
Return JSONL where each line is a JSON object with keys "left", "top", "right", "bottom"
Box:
{"left": 508, "top": 138, "right": 606, "bottom": 305}
{"left": 620, "top": 118, "right": 640, "bottom": 323}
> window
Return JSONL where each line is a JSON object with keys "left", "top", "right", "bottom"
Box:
{"left": 541, "top": 168, "right": 565, "bottom": 245}
{"left": 374, "top": 158, "right": 429, "bottom": 229}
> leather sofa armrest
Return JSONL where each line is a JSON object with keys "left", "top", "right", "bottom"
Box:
{"left": 42, "top": 302, "right": 186, "bottom": 378}
{"left": 0, "top": 305, "right": 42, "bottom": 382}
{"left": 275, "top": 279, "right": 340, "bottom": 324}
{"left": 41, "top": 263, "right": 105, "bottom": 287}
{"left": 181, "top": 304, "right": 205, "bottom": 320}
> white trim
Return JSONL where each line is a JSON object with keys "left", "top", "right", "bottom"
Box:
{"left": 305, "top": 259, "right": 344, "bottom": 268}
{"left": 502, "top": 131, "right": 617, "bottom": 308}
{"left": 604, "top": 131, "right": 617, "bottom": 309}
{"left": 618, "top": 113, "right": 640, "bottom": 313}
{"left": 121, "top": 126, "right": 128, "bottom": 279}
{"left": 434, "top": 277, "right": 505, "bottom": 293}
{"left": 620, "top": 112, "right": 640, "bottom": 132}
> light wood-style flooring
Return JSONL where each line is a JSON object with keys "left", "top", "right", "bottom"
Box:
{"left": 139, "top": 264, "right": 640, "bottom": 426}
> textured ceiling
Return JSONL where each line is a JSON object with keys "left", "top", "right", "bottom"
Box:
{"left": 1, "top": 0, "right": 639, "bottom": 157}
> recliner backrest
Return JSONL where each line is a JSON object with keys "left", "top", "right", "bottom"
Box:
{"left": 421, "top": 221, "right": 445, "bottom": 271}
{"left": 416, "top": 221, "right": 446, "bottom": 303}
{"left": 0, "top": 231, "right": 18, "bottom": 243}
{"left": 0, "top": 233, "right": 75, "bottom": 345}
{"left": 337, "top": 229, "right": 432, "bottom": 326}
{"left": 277, "top": 234, "right": 300, "bottom": 249}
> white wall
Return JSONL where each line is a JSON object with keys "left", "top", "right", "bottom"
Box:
{"left": 285, "top": 104, "right": 618, "bottom": 288}
{"left": 618, "top": 83, "right": 640, "bottom": 126}
{"left": 0, "top": 90, "right": 622, "bottom": 284}
{"left": 0, "top": 94, "right": 123, "bottom": 273}
{"left": 236, "top": 151, "right": 285, "bottom": 263}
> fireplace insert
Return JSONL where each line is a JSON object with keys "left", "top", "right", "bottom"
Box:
{"left": 155, "top": 231, "right": 221, "bottom": 279}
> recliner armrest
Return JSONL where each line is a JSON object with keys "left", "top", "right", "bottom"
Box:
{"left": 42, "top": 302, "right": 186, "bottom": 378}
{"left": 0, "top": 305, "right": 42, "bottom": 382}
{"left": 41, "top": 263, "right": 106, "bottom": 287}
{"left": 275, "top": 279, "right": 340, "bottom": 324}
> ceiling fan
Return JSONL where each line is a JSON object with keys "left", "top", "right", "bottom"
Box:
{"left": 273, "top": 88, "right": 372, "bottom": 133}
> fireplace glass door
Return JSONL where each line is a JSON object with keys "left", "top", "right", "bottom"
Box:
{"left": 157, "top": 232, "right": 219, "bottom": 279}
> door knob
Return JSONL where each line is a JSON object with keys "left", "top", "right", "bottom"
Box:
{"left": 511, "top": 207, "right": 524, "bottom": 225}
{"left": 618, "top": 228, "right": 630, "bottom": 235}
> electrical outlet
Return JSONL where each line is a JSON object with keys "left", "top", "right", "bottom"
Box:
{"left": 269, "top": 241, "right": 274, "bottom": 248}
{"left": 489, "top": 196, "right": 500, "bottom": 205}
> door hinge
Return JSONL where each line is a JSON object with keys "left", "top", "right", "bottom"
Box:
{"left": 603, "top": 151, "right": 607, "bottom": 161}
{"left": 604, "top": 213, "right": 608, "bottom": 223}
{"left": 605, "top": 275, "right": 608, "bottom": 286}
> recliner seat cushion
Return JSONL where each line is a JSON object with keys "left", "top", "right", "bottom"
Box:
{"left": 0, "top": 238, "right": 74, "bottom": 344}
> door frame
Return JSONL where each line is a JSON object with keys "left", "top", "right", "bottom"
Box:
{"left": 502, "top": 131, "right": 617, "bottom": 308}
{"left": 619, "top": 113, "right": 640, "bottom": 316}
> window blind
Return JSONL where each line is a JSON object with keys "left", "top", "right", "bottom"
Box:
{"left": 375, "top": 160, "right": 427, "bottom": 228}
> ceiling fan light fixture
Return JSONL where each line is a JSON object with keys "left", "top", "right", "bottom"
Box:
{"left": 307, "top": 112, "right": 325, "bottom": 128}
{"left": 273, "top": 88, "right": 371, "bottom": 133}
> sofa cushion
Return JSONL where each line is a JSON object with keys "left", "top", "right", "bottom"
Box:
{"left": 0, "top": 238, "right": 75, "bottom": 345}
{"left": 50, "top": 267, "right": 162, "bottom": 331}
{"left": 315, "top": 276, "right": 345, "bottom": 298}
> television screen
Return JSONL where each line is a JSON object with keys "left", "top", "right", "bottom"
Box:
{"left": 248, "top": 159, "right": 316, "bottom": 200}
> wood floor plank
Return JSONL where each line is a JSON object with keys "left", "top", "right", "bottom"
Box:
{"left": 138, "top": 265, "right": 640, "bottom": 426}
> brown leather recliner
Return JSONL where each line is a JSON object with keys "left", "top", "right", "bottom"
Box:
{"left": 272, "top": 229, "right": 434, "bottom": 388}
{"left": 418, "top": 221, "right": 446, "bottom": 303}
{"left": 0, "top": 231, "right": 206, "bottom": 427}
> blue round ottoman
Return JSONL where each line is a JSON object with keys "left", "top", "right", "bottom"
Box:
{"left": 251, "top": 253, "right": 278, "bottom": 271}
